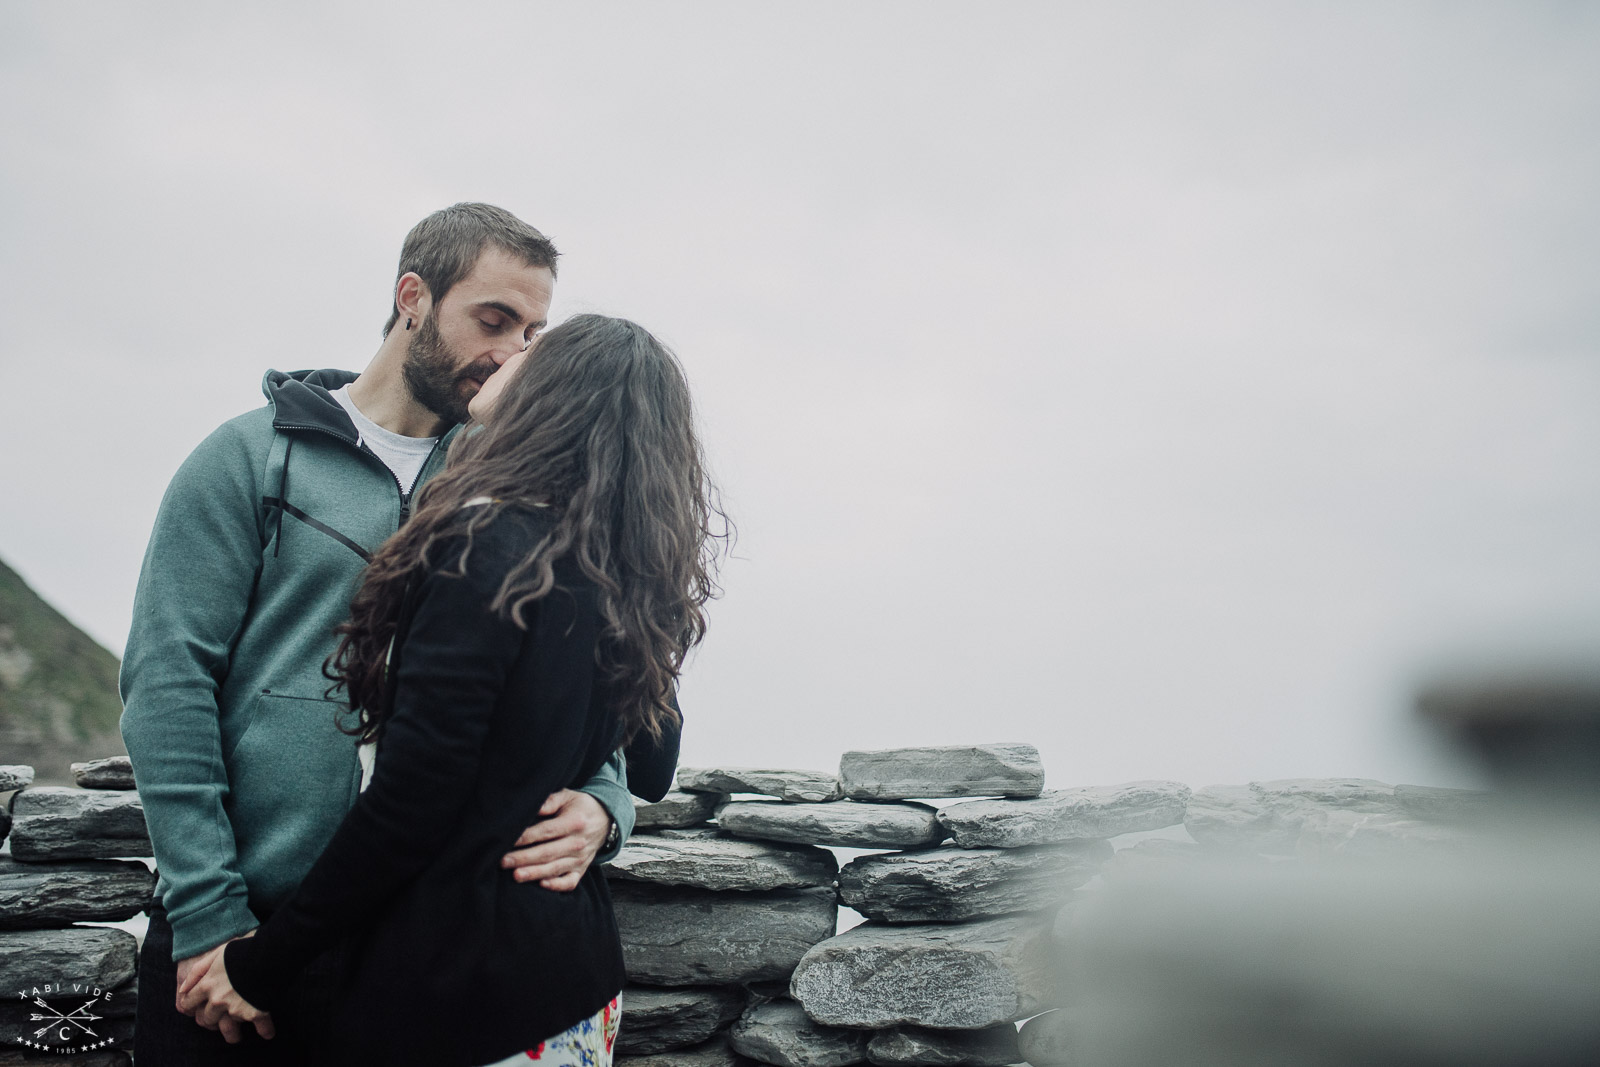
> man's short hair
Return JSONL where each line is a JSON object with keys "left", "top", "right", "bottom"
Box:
{"left": 383, "top": 203, "right": 560, "bottom": 337}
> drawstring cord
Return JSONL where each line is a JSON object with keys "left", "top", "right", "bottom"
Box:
{"left": 274, "top": 436, "right": 295, "bottom": 557}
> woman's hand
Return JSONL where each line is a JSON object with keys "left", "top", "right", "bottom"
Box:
{"left": 176, "top": 932, "right": 276, "bottom": 1043}
{"left": 174, "top": 944, "right": 226, "bottom": 1014}
{"left": 502, "top": 789, "right": 612, "bottom": 891}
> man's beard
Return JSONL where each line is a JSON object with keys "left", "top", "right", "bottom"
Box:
{"left": 401, "top": 315, "right": 495, "bottom": 426}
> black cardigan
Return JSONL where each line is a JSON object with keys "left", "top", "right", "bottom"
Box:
{"left": 225, "top": 506, "right": 627, "bottom": 1066}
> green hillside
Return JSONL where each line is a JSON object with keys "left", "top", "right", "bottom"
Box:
{"left": 0, "top": 556, "right": 126, "bottom": 785}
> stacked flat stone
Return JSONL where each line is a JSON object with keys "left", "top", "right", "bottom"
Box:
{"left": 792, "top": 751, "right": 1186, "bottom": 1044}
{"left": 1, "top": 759, "right": 147, "bottom": 1064}
{"left": 1182, "top": 777, "right": 1491, "bottom": 859}
{"left": 0, "top": 765, "right": 32, "bottom": 847}
{"left": 3, "top": 742, "right": 1498, "bottom": 1067}
{"left": 689, "top": 745, "right": 1070, "bottom": 1067}
{"left": 611, "top": 768, "right": 845, "bottom": 1067}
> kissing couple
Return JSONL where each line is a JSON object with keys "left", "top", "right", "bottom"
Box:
{"left": 122, "top": 203, "right": 721, "bottom": 1066}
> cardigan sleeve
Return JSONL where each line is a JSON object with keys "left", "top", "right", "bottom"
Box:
{"left": 624, "top": 693, "right": 683, "bottom": 803}
{"left": 224, "top": 522, "right": 560, "bottom": 1012}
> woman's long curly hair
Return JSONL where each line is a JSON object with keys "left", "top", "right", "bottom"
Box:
{"left": 326, "top": 314, "right": 728, "bottom": 746}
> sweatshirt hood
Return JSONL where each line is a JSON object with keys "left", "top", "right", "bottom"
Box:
{"left": 260, "top": 368, "right": 464, "bottom": 452}
{"left": 262, "top": 368, "right": 361, "bottom": 443}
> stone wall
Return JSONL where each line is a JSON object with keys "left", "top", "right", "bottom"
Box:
{"left": 610, "top": 746, "right": 1484, "bottom": 1067}
{"left": 0, "top": 748, "right": 1487, "bottom": 1066}
{"left": 1, "top": 758, "right": 145, "bottom": 1066}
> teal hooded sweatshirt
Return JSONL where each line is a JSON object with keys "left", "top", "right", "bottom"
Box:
{"left": 121, "top": 369, "right": 633, "bottom": 960}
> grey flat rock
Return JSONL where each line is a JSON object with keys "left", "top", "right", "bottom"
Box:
{"left": 637, "top": 791, "right": 722, "bottom": 830}
{"left": 612, "top": 882, "right": 838, "bottom": 986}
{"left": 680, "top": 768, "right": 843, "bottom": 804}
{"left": 1183, "top": 784, "right": 1297, "bottom": 853}
{"left": 1186, "top": 778, "right": 1405, "bottom": 855}
{"left": 838, "top": 841, "right": 1110, "bottom": 923}
{"left": 606, "top": 833, "right": 837, "bottom": 892}
{"left": 0, "top": 766, "right": 34, "bottom": 792}
{"left": 1393, "top": 783, "right": 1495, "bottom": 824}
{"left": 789, "top": 914, "right": 1057, "bottom": 1029}
{"left": 653, "top": 827, "right": 727, "bottom": 840}
{"left": 866, "top": 1024, "right": 1021, "bottom": 1067}
{"left": 8, "top": 787, "right": 150, "bottom": 861}
{"left": 937, "top": 781, "right": 1191, "bottom": 848}
{"left": 617, "top": 985, "right": 747, "bottom": 1055}
{"left": 1252, "top": 777, "right": 1403, "bottom": 828}
{"left": 0, "top": 927, "right": 138, "bottom": 990}
{"left": 618, "top": 1034, "right": 756, "bottom": 1067}
{"left": 839, "top": 744, "right": 1044, "bottom": 801}
{"left": 71, "top": 756, "right": 136, "bottom": 790}
{"left": 1017, "top": 1009, "right": 1072, "bottom": 1067}
{"left": 729, "top": 1000, "right": 870, "bottom": 1067}
{"left": 1253, "top": 777, "right": 1398, "bottom": 808}
{"left": 718, "top": 801, "right": 946, "bottom": 849}
{"left": 0, "top": 856, "right": 155, "bottom": 929}
{"left": 1294, "top": 809, "right": 1473, "bottom": 860}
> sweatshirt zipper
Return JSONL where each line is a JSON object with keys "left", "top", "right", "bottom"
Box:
{"left": 398, "top": 434, "right": 448, "bottom": 527}
{"left": 273, "top": 422, "right": 447, "bottom": 531}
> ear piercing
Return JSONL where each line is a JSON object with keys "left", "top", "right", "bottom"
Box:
{"left": 406, "top": 318, "right": 413, "bottom": 330}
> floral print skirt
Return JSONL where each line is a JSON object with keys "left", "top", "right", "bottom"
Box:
{"left": 477, "top": 995, "right": 621, "bottom": 1067}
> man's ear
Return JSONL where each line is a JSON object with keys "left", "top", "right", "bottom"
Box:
{"left": 394, "top": 271, "right": 432, "bottom": 328}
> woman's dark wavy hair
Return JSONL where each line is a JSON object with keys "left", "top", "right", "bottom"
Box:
{"left": 326, "top": 314, "right": 728, "bottom": 746}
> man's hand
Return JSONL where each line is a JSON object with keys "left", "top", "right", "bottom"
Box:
{"left": 175, "top": 932, "right": 274, "bottom": 1043}
{"left": 502, "top": 789, "right": 612, "bottom": 891}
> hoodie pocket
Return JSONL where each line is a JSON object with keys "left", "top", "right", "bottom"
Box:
{"left": 225, "top": 690, "right": 348, "bottom": 761}
{"left": 225, "top": 692, "right": 361, "bottom": 906}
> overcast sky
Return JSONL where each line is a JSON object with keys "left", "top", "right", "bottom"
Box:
{"left": 3, "top": 2, "right": 1598, "bottom": 789}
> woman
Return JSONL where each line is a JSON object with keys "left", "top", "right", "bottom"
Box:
{"left": 181, "top": 314, "right": 724, "bottom": 1066}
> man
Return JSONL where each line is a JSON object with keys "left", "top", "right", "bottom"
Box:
{"left": 121, "top": 204, "right": 638, "bottom": 1061}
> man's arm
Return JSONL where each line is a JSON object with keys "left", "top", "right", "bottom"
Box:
{"left": 120, "top": 420, "right": 265, "bottom": 961}
{"left": 581, "top": 748, "right": 633, "bottom": 861}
